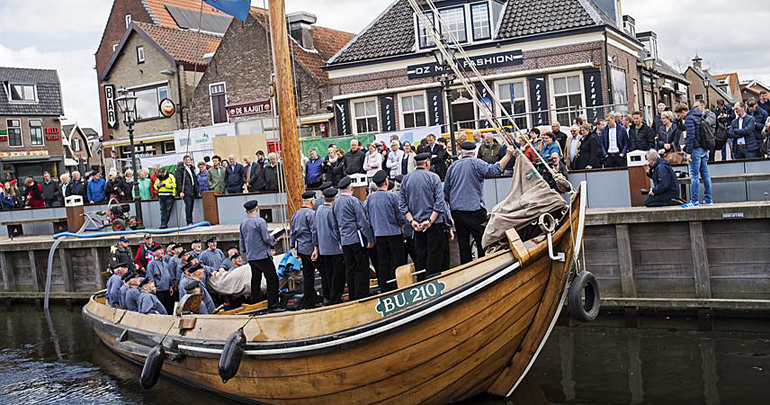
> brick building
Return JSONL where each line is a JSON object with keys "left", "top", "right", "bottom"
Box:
{"left": 684, "top": 55, "right": 738, "bottom": 108}
{"left": 324, "top": 0, "right": 646, "bottom": 137}
{"left": 98, "top": 21, "right": 221, "bottom": 164}
{"left": 0, "top": 67, "right": 65, "bottom": 182}
{"left": 94, "top": 0, "right": 230, "bottom": 142}
{"left": 633, "top": 29, "right": 689, "bottom": 118}
{"left": 741, "top": 80, "right": 770, "bottom": 101}
{"left": 187, "top": 8, "right": 354, "bottom": 139}
{"left": 62, "top": 124, "right": 100, "bottom": 173}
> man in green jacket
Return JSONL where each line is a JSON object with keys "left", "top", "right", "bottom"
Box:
{"left": 207, "top": 155, "right": 226, "bottom": 193}
{"left": 476, "top": 133, "right": 503, "bottom": 164}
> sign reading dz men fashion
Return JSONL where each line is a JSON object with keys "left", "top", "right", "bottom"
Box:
{"left": 406, "top": 50, "right": 523, "bottom": 79}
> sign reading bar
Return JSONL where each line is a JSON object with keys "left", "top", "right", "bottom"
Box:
{"left": 406, "top": 50, "right": 523, "bottom": 79}
{"left": 226, "top": 99, "right": 272, "bottom": 117}
{"left": 105, "top": 85, "right": 117, "bottom": 129}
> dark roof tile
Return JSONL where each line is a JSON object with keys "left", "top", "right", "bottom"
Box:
{"left": 0, "top": 67, "right": 63, "bottom": 116}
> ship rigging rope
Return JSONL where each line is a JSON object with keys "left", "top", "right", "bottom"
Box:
{"left": 405, "top": 0, "right": 559, "bottom": 178}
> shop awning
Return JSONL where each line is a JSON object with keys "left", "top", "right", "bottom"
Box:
{"left": 300, "top": 113, "right": 333, "bottom": 125}
{"left": 103, "top": 132, "right": 175, "bottom": 148}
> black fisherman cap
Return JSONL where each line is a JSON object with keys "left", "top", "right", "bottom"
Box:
{"left": 461, "top": 142, "right": 476, "bottom": 151}
{"left": 150, "top": 244, "right": 163, "bottom": 252}
{"left": 231, "top": 253, "right": 240, "bottom": 260}
{"left": 143, "top": 234, "right": 153, "bottom": 240}
{"left": 394, "top": 174, "right": 404, "bottom": 183}
{"left": 191, "top": 238, "right": 201, "bottom": 244}
{"left": 205, "top": 236, "right": 217, "bottom": 243}
{"left": 337, "top": 176, "right": 352, "bottom": 189}
{"left": 184, "top": 262, "right": 202, "bottom": 273}
{"left": 302, "top": 191, "right": 315, "bottom": 199}
{"left": 319, "top": 181, "right": 333, "bottom": 190}
{"left": 184, "top": 280, "right": 200, "bottom": 292}
{"left": 415, "top": 152, "right": 431, "bottom": 162}
{"left": 121, "top": 271, "right": 135, "bottom": 282}
{"left": 323, "top": 188, "right": 338, "bottom": 198}
{"left": 139, "top": 277, "right": 152, "bottom": 287}
{"left": 372, "top": 170, "right": 388, "bottom": 186}
{"left": 244, "top": 200, "right": 258, "bottom": 211}
{"left": 118, "top": 236, "right": 129, "bottom": 243}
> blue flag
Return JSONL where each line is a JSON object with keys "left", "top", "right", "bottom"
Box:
{"left": 203, "top": 0, "right": 250, "bottom": 21}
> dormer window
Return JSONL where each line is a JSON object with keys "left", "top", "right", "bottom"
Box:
{"left": 416, "top": 1, "right": 502, "bottom": 50}
{"left": 8, "top": 83, "right": 37, "bottom": 102}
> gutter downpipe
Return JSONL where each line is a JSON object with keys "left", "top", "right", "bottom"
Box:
{"left": 604, "top": 30, "right": 614, "bottom": 108}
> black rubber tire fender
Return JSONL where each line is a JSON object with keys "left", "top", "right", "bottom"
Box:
{"left": 568, "top": 270, "right": 601, "bottom": 322}
{"left": 140, "top": 344, "right": 165, "bottom": 389}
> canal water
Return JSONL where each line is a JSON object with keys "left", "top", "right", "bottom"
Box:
{"left": 1, "top": 306, "right": 769, "bottom": 404}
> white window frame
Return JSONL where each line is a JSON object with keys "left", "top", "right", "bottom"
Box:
{"left": 136, "top": 46, "right": 145, "bottom": 64}
{"left": 398, "top": 91, "right": 428, "bottom": 130}
{"left": 439, "top": 6, "right": 467, "bottom": 45}
{"left": 127, "top": 82, "right": 169, "bottom": 121}
{"left": 495, "top": 79, "right": 530, "bottom": 130}
{"left": 29, "top": 119, "right": 44, "bottom": 147}
{"left": 112, "top": 43, "right": 118, "bottom": 52}
{"left": 470, "top": 2, "right": 491, "bottom": 42}
{"left": 8, "top": 83, "right": 38, "bottom": 103}
{"left": 125, "top": 14, "right": 132, "bottom": 28}
{"left": 209, "top": 82, "right": 229, "bottom": 125}
{"left": 72, "top": 137, "right": 82, "bottom": 152}
{"left": 415, "top": 12, "right": 435, "bottom": 49}
{"left": 6, "top": 119, "right": 23, "bottom": 147}
{"left": 548, "top": 71, "right": 586, "bottom": 125}
{"left": 352, "top": 97, "right": 379, "bottom": 134}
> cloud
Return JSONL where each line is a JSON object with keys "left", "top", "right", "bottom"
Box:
{"left": 0, "top": 44, "right": 102, "bottom": 133}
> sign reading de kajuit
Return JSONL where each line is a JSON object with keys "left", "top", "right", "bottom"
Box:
{"left": 227, "top": 99, "right": 272, "bottom": 117}
{"left": 406, "top": 50, "right": 523, "bottom": 79}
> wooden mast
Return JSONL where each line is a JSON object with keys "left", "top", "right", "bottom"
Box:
{"left": 268, "top": 0, "right": 303, "bottom": 219}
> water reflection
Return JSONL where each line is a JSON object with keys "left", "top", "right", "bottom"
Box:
{"left": 1, "top": 306, "right": 769, "bottom": 405}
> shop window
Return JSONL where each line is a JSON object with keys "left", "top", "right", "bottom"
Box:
{"left": 210, "top": 82, "right": 228, "bottom": 124}
{"left": 162, "top": 141, "right": 176, "bottom": 154}
{"left": 694, "top": 94, "right": 704, "bottom": 101}
{"left": 9, "top": 83, "right": 37, "bottom": 102}
{"left": 353, "top": 99, "right": 378, "bottom": 134}
{"left": 497, "top": 81, "right": 528, "bottom": 130}
{"left": 611, "top": 69, "right": 629, "bottom": 113}
{"left": 7, "top": 119, "right": 22, "bottom": 147}
{"left": 471, "top": 3, "right": 491, "bottom": 41}
{"left": 551, "top": 74, "right": 584, "bottom": 125}
{"left": 400, "top": 93, "right": 427, "bottom": 129}
{"left": 130, "top": 84, "right": 168, "bottom": 120}
{"left": 29, "top": 119, "right": 43, "bottom": 146}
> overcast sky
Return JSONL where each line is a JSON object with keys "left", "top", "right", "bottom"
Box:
{"left": 0, "top": 0, "right": 767, "bottom": 134}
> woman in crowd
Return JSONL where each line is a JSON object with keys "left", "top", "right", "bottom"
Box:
{"left": 657, "top": 111, "right": 680, "bottom": 153}
{"left": 401, "top": 141, "right": 416, "bottom": 176}
{"left": 123, "top": 169, "right": 135, "bottom": 201}
{"left": 386, "top": 139, "right": 404, "bottom": 179}
{"left": 574, "top": 124, "right": 601, "bottom": 170}
{"left": 331, "top": 148, "right": 346, "bottom": 186}
{"left": 197, "top": 161, "right": 210, "bottom": 197}
{"left": 539, "top": 132, "right": 561, "bottom": 160}
{"left": 522, "top": 129, "right": 540, "bottom": 164}
{"left": 136, "top": 169, "right": 152, "bottom": 200}
{"left": 1, "top": 181, "right": 21, "bottom": 209}
{"left": 105, "top": 170, "right": 124, "bottom": 201}
{"left": 24, "top": 176, "right": 44, "bottom": 208}
{"left": 363, "top": 143, "right": 383, "bottom": 182}
{"left": 322, "top": 145, "right": 337, "bottom": 183}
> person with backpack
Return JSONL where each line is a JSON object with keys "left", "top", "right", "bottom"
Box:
{"left": 682, "top": 100, "right": 715, "bottom": 208}
{"left": 713, "top": 99, "right": 734, "bottom": 161}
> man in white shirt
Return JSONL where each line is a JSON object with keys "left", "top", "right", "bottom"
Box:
{"left": 600, "top": 114, "right": 628, "bottom": 168}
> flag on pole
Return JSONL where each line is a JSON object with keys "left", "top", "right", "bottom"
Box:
{"left": 203, "top": 0, "right": 250, "bottom": 21}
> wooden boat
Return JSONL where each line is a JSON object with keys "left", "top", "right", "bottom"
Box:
{"left": 83, "top": 181, "right": 587, "bottom": 404}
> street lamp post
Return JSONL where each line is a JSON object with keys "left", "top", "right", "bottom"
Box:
{"left": 115, "top": 87, "right": 144, "bottom": 229}
{"left": 703, "top": 79, "right": 710, "bottom": 109}
{"left": 434, "top": 44, "right": 458, "bottom": 157}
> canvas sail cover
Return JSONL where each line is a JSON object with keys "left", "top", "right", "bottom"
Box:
{"left": 481, "top": 149, "right": 568, "bottom": 249}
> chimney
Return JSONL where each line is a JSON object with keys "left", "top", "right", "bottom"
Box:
{"left": 692, "top": 53, "right": 702, "bottom": 70}
{"left": 287, "top": 11, "right": 317, "bottom": 50}
{"left": 594, "top": 0, "right": 623, "bottom": 25}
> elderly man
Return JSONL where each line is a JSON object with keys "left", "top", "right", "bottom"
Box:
{"left": 240, "top": 200, "right": 280, "bottom": 310}
{"left": 244, "top": 155, "right": 263, "bottom": 192}
{"left": 550, "top": 121, "right": 568, "bottom": 152}
{"left": 399, "top": 152, "right": 447, "bottom": 279}
{"left": 305, "top": 149, "right": 323, "bottom": 188}
{"left": 106, "top": 264, "right": 129, "bottom": 308}
{"left": 207, "top": 155, "right": 226, "bottom": 193}
{"left": 477, "top": 133, "right": 503, "bottom": 164}
{"left": 199, "top": 237, "right": 225, "bottom": 269}
{"left": 264, "top": 153, "right": 282, "bottom": 192}
{"left": 334, "top": 176, "right": 374, "bottom": 300}
{"left": 444, "top": 142, "right": 513, "bottom": 264}
{"left": 70, "top": 171, "right": 87, "bottom": 200}
{"left": 137, "top": 278, "right": 167, "bottom": 315}
{"left": 643, "top": 149, "right": 679, "bottom": 207}
{"left": 225, "top": 154, "right": 245, "bottom": 194}
{"left": 41, "top": 171, "right": 60, "bottom": 207}
{"left": 179, "top": 263, "right": 215, "bottom": 314}
{"left": 364, "top": 170, "right": 405, "bottom": 293}
{"left": 343, "top": 140, "right": 366, "bottom": 176}
{"left": 312, "top": 187, "right": 345, "bottom": 305}
{"left": 291, "top": 191, "right": 319, "bottom": 307}
{"left": 565, "top": 125, "right": 581, "bottom": 169}
{"left": 146, "top": 245, "right": 174, "bottom": 314}
{"left": 59, "top": 173, "right": 73, "bottom": 203}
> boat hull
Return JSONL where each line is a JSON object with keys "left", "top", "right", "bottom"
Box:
{"left": 84, "top": 185, "right": 586, "bottom": 405}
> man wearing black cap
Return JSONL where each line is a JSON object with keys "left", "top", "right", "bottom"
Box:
{"left": 121, "top": 274, "right": 143, "bottom": 312}
{"left": 399, "top": 151, "right": 447, "bottom": 279}
{"left": 110, "top": 236, "right": 135, "bottom": 273}
{"left": 107, "top": 264, "right": 129, "bottom": 308}
{"left": 312, "top": 187, "right": 344, "bottom": 304}
{"left": 134, "top": 234, "right": 160, "bottom": 274}
{"left": 138, "top": 278, "right": 167, "bottom": 315}
{"left": 313, "top": 182, "right": 332, "bottom": 210}
{"left": 218, "top": 246, "right": 240, "bottom": 271}
{"left": 191, "top": 239, "right": 203, "bottom": 256}
{"left": 444, "top": 141, "right": 514, "bottom": 264}
{"left": 291, "top": 191, "right": 320, "bottom": 308}
{"left": 163, "top": 242, "right": 176, "bottom": 264}
{"left": 364, "top": 170, "right": 405, "bottom": 293}
{"left": 239, "top": 200, "right": 280, "bottom": 310}
{"left": 333, "top": 176, "right": 375, "bottom": 300}
{"left": 179, "top": 263, "right": 215, "bottom": 314}
{"left": 199, "top": 236, "right": 225, "bottom": 269}
{"left": 146, "top": 245, "right": 174, "bottom": 314}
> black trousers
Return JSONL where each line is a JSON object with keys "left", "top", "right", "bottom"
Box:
{"left": 414, "top": 222, "right": 445, "bottom": 280}
{"left": 643, "top": 193, "right": 677, "bottom": 207}
{"left": 603, "top": 153, "right": 627, "bottom": 168}
{"left": 182, "top": 195, "right": 195, "bottom": 225}
{"left": 342, "top": 244, "right": 370, "bottom": 300}
{"left": 404, "top": 235, "right": 416, "bottom": 264}
{"left": 452, "top": 209, "right": 487, "bottom": 265}
{"left": 320, "top": 254, "right": 345, "bottom": 304}
{"left": 376, "top": 235, "right": 405, "bottom": 293}
{"left": 299, "top": 253, "right": 318, "bottom": 307}
{"left": 156, "top": 290, "right": 174, "bottom": 315}
{"left": 248, "top": 258, "right": 279, "bottom": 307}
{"left": 158, "top": 195, "right": 174, "bottom": 227}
